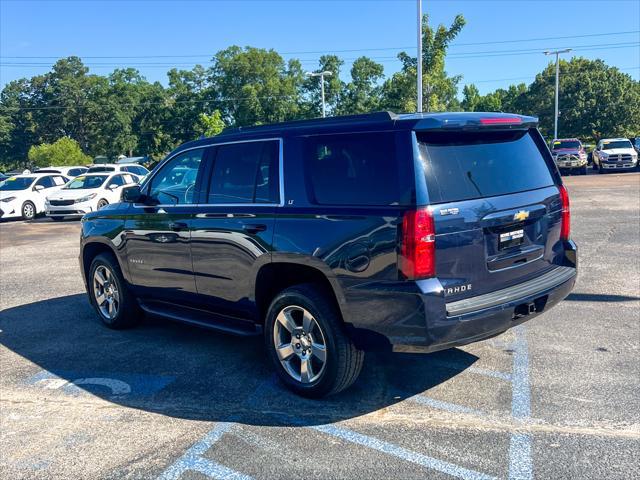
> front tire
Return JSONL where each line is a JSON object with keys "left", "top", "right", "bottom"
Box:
{"left": 21, "top": 201, "right": 36, "bottom": 220}
{"left": 265, "top": 284, "right": 364, "bottom": 398}
{"left": 580, "top": 165, "right": 587, "bottom": 175}
{"left": 89, "top": 253, "right": 140, "bottom": 329}
{"left": 97, "top": 199, "right": 109, "bottom": 210}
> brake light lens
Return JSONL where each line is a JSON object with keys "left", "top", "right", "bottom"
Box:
{"left": 479, "top": 117, "right": 523, "bottom": 125}
{"left": 558, "top": 184, "right": 570, "bottom": 241}
{"left": 399, "top": 207, "right": 436, "bottom": 279}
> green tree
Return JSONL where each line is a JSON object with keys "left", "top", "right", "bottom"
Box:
{"left": 27, "top": 137, "right": 92, "bottom": 167}
{"left": 461, "top": 84, "right": 481, "bottom": 111}
{"left": 336, "top": 57, "right": 384, "bottom": 115}
{"left": 381, "top": 14, "right": 466, "bottom": 112}
{"left": 196, "top": 110, "right": 226, "bottom": 137}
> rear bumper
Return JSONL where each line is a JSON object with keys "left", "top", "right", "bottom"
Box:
{"left": 343, "top": 241, "right": 577, "bottom": 351}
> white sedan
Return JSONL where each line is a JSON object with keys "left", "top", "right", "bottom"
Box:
{"left": 45, "top": 172, "right": 139, "bottom": 220}
{"left": 0, "top": 173, "right": 69, "bottom": 220}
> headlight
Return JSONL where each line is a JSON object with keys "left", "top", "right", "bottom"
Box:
{"left": 0, "top": 196, "right": 16, "bottom": 203}
{"left": 75, "top": 193, "right": 97, "bottom": 203}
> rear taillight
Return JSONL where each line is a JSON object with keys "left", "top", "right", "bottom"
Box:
{"left": 479, "top": 117, "right": 523, "bottom": 126}
{"left": 399, "top": 207, "right": 436, "bottom": 279}
{"left": 558, "top": 184, "right": 570, "bottom": 241}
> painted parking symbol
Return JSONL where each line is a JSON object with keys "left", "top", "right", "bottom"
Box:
{"left": 26, "top": 370, "right": 176, "bottom": 398}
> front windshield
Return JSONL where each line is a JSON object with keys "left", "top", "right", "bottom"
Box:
{"left": 0, "top": 177, "right": 35, "bottom": 191}
{"left": 553, "top": 140, "right": 581, "bottom": 150}
{"left": 64, "top": 175, "right": 107, "bottom": 190}
{"left": 602, "top": 140, "right": 632, "bottom": 150}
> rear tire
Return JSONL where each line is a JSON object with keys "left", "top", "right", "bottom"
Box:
{"left": 265, "top": 284, "right": 364, "bottom": 398}
{"left": 21, "top": 201, "right": 36, "bottom": 220}
{"left": 88, "top": 253, "right": 141, "bottom": 329}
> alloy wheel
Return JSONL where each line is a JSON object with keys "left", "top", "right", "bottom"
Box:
{"left": 23, "top": 203, "right": 34, "bottom": 219}
{"left": 93, "top": 265, "right": 120, "bottom": 320}
{"left": 273, "top": 305, "right": 327, "bottom": 383}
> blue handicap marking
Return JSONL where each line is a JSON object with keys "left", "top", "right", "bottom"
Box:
{"left": 27, "top": 369, "right": 176, "bottom": 398}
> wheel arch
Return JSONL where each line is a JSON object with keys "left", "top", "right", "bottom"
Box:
{"left": 253, "top": 260, "right": 346, "bottom": 327}
{"left": 81, "top": 240, "right": 129, "bottom": 290}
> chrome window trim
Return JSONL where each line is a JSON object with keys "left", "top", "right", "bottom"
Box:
{"left": 135, "top": 137, "right": 284, "bottom": 209}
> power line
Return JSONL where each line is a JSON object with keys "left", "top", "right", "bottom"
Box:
{"left": 2, "top": 42, "right": 638, "bottom": 68}
{"left": 2, "top": 30, "right": 638, "bottom": 59}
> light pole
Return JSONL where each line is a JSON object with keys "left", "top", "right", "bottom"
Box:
{"left": 417, "top": 0, "right": 423, "bottom": 113}
{"left": 307, "top": 71, "right": 333, "bottom": 118}
{"left": 544, "top": 48, "right": 572, "bottom": 139}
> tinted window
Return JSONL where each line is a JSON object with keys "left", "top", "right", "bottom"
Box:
{"left": 126, "top": 165, "right": 149, "bottom": 176}
{"left": 601, "top": 140, "right": 632, "bottom": 150}
{"left": 68, "top": 168, "right": 87, "bottom": 176}
{"left": 149, "top": 149, "right": 204, "bottom": 204}
{"left": 418, "top": 130, "right": 555, "bottom": 204}
{"left": 304, "top": 132, "right": 404, "bottom": 206}
{"left": 88, "top": 166, "right": 115, "bottom": 173}
{"left": 207, "top": 140, "right": 279, "bottom": 204}
{"left": 35, "top": 176, "right": 55, "bottom": 188}
{"left": 109, "top": 175, "right": 125, "bottom": 187}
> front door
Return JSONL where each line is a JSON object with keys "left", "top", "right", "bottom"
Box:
{"left": 124, "top": 147, "right": 208, "bottom": 304}
{"left": 190, "top": 139, "right": 281, "bottom": 320}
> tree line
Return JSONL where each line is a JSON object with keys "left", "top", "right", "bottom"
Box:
{"left": 1, "top": 14, "right": 638, "bottom": 169}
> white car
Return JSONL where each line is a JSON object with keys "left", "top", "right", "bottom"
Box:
{"left": 35, "top": 166, "right": 89, "bottom": 178}
{"left": 0, "top": 173, "right": 69, "bottom": 220}
{"left": 593, "top": 138, "right": 638, "bottom": 173}
{"left": 45, "top": 172, "right": 139, "bottom": 220}
{"left": 87, "top": 163, "right": 149, "bottom": 177}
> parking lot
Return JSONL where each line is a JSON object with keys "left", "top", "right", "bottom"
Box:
{"left": 0, "top": 172, "right": 638, "bottom": 479}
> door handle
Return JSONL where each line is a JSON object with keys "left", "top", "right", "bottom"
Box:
{"left": 242, "top": 223, "right": 267, "bottom": 234}
{"left": 169, "top": 221, "right": 189, "bottom": 231}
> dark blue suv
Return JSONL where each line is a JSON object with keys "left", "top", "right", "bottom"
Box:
{"left": 79, "top": 111, "right": 577, "bottom": 397}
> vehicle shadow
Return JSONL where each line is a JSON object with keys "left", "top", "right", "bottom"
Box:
{"left": 0, "top": 294, "right": 480, "bottom": 427}
{"left": 565, "top": 292, "right": 640, "bottom": 302}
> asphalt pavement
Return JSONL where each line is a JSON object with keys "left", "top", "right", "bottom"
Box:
{"left": 0, "top": 172, "right": 638, "bottom": 479}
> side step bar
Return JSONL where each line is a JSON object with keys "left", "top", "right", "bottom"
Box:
{"left": 446, "top": 266, "right": 576, "bottom": 317}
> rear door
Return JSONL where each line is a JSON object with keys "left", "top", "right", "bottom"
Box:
{"left": 416, "top": 128, "right": 564, "bottom": 301}
{"left": 190, "top": 139, "right": 280, "bottom": 321}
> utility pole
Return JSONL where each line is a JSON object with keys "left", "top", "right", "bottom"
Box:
{"left": 417, "top": 0, "right": 423, "bottom": 113}
{"left": 544, "top": 48, "right": 572, "bottom": 139}
{"left": 307, "top": 71, "right": 333, "bottom": 118}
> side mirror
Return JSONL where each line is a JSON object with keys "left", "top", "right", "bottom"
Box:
{"left": 34, "top": 184, "right": 44, "bottom": 191}
{"left": 121, "top": 185, "right": 143, "bottom": 203}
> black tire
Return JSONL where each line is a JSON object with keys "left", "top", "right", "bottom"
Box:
{"left": 580, "top": 165, "right": 588, "bottom": 175}
{"left": 598, "top": 165, "right": 606, "bottom": 174}
{"left": 265, "top": 283, "right": 364, "bottom": 398}
{"left": 88, "top": 252, "right": 141, "bottom": 329}
{"left": 97, "top": 199, "right": 109, "bottom": 210}
{"left": 21, "top": 201, "right": 36, "bottom": 220}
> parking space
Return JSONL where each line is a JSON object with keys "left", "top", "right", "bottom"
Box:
{"left": 1, "top": 173, "right": 639, "bottom": 479}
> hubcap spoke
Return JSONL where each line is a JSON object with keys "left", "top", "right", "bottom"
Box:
{"left": 302, "top": 311, "right": 316, "bottom": 334}
{"left": 95, "top": 270, "right": 107, "bottom": 286}
{"left": 312, "top": 343, "right": 326, "bottom": 363}
{"left": 300, "top": 358, "right": 313, "bottom": 383}
{"left": 276, "top": 310, "right": 297, "bottom": 333}
{"left": 276, "top": 343, "right": 295, "bottom": 361}
{"left": 95, "top": 293, "right": 106, "bottom": 305}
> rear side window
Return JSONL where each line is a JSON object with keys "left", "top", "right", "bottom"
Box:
{"left": 303, "top": 132, "right": 405, "bottom": 206}
{"left": 207, "top": 140, "right": 279, "bottom": 204}
{"left": 418, "top": 130, "right": 555, "bottom": 204}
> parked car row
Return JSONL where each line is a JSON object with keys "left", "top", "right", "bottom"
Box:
{"left": 550, "top": 137, "right": 638, "bottom": 175}
{"left": 0, "top": 168, "right": 142, "bottom": 221}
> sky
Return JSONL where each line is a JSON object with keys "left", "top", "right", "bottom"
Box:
{"left": 1, "top": 0, "right": 639, "bottom": 96}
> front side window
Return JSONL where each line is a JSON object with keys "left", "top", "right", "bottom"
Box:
{"left": 35, "top": 176, "right": 55, "bottom": 189}
{"left": 148, "top": 149, "right": 204, "bottom": 205}
{"left": 207, "top": 140, "right": 279, "bottom": 204}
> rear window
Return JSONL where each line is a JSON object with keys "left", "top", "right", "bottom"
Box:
{"left": 304, "top": 132, "right": 408, "bottom": 206}
{"left": 418, "top": 130, "right": 555, "bottom": 204}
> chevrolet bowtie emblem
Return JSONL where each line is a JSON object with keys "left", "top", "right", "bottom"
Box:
{"left": 514, "top": 210, "right": 530, "bottom": 222}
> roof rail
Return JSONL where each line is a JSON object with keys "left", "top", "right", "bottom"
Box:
{"left": 218, "top": 111, "right": 398, "bottom": 136}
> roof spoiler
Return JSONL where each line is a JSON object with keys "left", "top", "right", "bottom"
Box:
{"left": 411, "top": 112, "right": 538, "bottom": 131}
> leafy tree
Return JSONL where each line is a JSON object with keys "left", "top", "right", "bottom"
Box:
{"left": 461, "top": 84, "right": 481, "bottom": 111}
{"left": 196, "top": 110, "right": 226, "bottom": 137}
{"left": 381, "top": 14, "right": 466, "bottom": 112}
{"left": 336, "top": 57, "right": 384, "bottom": 115}
{"left": 27, "top": 137, "right": 91, "bottom": 167}
{"left": 302, "top": 55, "right": 345, "bottom": 117}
